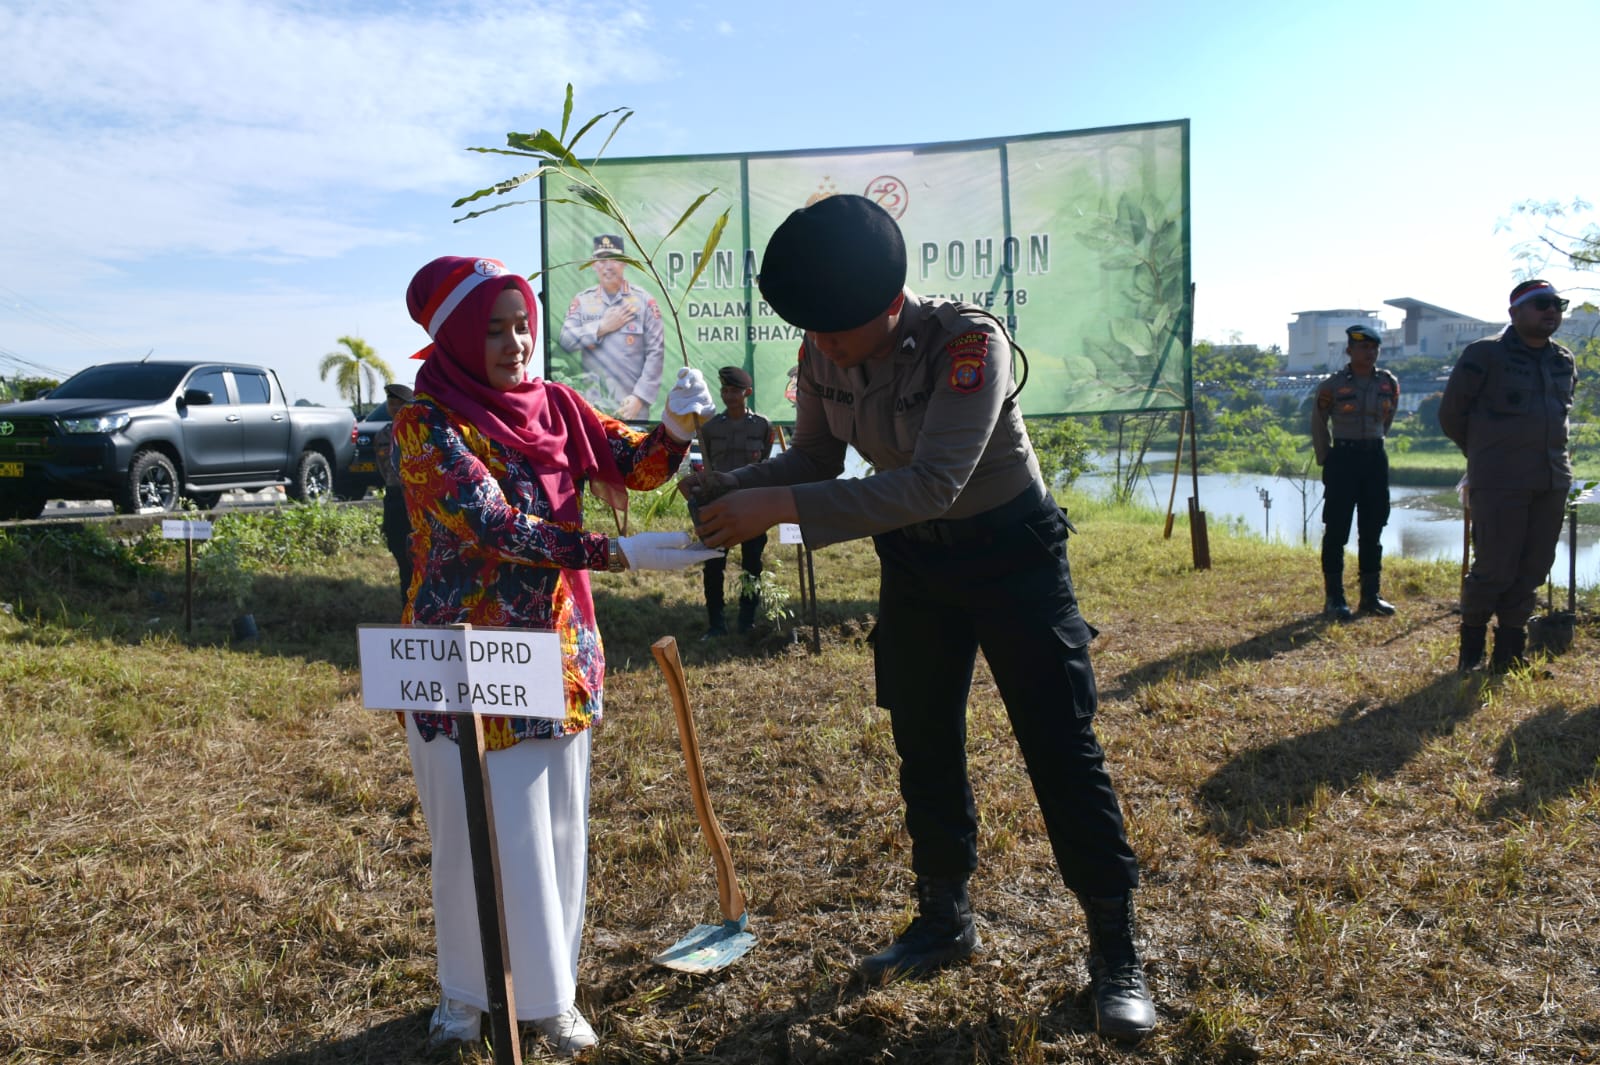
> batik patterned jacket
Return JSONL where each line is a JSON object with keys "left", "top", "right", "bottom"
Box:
{"left": 394, "top": 394, "right": 686, "bottom": 749}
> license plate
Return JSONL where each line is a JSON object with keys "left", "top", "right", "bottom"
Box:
{"left": 0, "top": 462, "right": 21, "bottom": 477}
{"left": 349, "top": 461, "right": 376, "bottom": 473}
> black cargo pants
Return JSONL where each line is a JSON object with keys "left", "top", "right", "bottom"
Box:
{"left": 869, "top": 481, "right": 1140, "bottom": 897}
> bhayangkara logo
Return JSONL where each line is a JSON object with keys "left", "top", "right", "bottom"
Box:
{"left": 865, "top": 175, "right": 908, "bottom": 219}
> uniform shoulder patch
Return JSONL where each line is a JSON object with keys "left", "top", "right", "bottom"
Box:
{"left": 1316, "top": 389, "right": 1334, "bottom": 411}
{"left": 946, "top": 330, "right": 990, "bottom": 394}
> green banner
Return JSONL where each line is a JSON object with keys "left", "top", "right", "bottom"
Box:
{"left": 541, "top": 121, "right": 1190, "bottom": 422}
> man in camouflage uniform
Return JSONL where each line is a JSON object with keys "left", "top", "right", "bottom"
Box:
{"left": 1439, "top": 279, "right": 1576, "bottom": 672}
{"left": 1310, "top": 323, "right": 1399, "bottom": 620}
{"left": 681, "top": 195, "right": 1155, "bottom": 1044}
{"left": 698, "top": 365, "right": 773, "bottom": 636}
{"left": 557, "top": 234, "right": 665, "bottom": 420}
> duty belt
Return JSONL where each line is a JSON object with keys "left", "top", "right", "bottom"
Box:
{"left": 1331, "top": 438, "right": 1385, "bottom": 451}
{"left": 895, "top": 480, "right": 1053, "bottom": 547}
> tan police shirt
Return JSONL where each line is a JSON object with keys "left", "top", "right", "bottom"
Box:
{"left": 700, "top": 410, "right": 772, "bottom": 474}
{"left": 727, "top": 291, "right": 1040, "bottom": 549}
{"left": 1310, "top": 367, "right": 1399, "bottom": 465}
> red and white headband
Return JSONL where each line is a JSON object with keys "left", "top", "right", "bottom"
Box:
{"left": 418, "top": 258, "right": 508, "bottom": 338}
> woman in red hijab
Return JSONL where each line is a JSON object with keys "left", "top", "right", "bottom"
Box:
{"left": 395, "top": 256, "right": 714, "bottom": 1055}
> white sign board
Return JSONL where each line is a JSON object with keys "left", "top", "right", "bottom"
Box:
{"left": 162, "top": 519, "right": 213, "bottom": 540}
{"left": 357, "top": 625, "right": 565, "bottom": 719}
{"left": 777, "top": 523, "right": 803, "bottom": 545}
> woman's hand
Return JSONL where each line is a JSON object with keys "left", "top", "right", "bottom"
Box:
{"left": 615, "top": 531, "right": 722, "bottom": 571}
{"left": 662, "top": 367, "right": 715, "bottom": 443}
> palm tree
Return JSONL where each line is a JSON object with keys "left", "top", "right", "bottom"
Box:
{"left": 318, "top": 336, "right": 394, "bottom": 414}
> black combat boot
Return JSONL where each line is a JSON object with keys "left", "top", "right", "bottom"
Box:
{"left": 737, "top": 594, "right": 758, "bottom": 634}
{"left": 1490, "top": 626, "right": 1528, "bottom": 674}
{"left": 1322, "top": 571, "right": 1352, "bottom": 622}
{"left": 1358, "top": 571, "right": 1396, "bottom": 616}
{"left": 860, "top": 876, "right": 978, "bottom": 982}
{"left": 1458, "top": 624, "right": 1487, "bottom": 673}
{"left": 702, "top": 606, "right": 727, "bottom": 639}
{"left": 1076, "top": 892, "right": 1156, "bottom": 1044}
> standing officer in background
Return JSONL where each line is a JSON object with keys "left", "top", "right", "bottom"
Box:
{"left": 698, "top": 366, "right": 773, "bottom": 637}
{"left": 1310, "top": 323, "right": 1399, "bottom": 620}
{"left": 371, "top": 381, "right": 416, "bottom": 609}
{"left": 1439, "top": 279, "right": 1576, "bottom": 672}
{"left": 682, "top": 195, "right": 1155, "bottom": 1044}
{"left": 557, "top": 234, "right": 665, "bottom": 420}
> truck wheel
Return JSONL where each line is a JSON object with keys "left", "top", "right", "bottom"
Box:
{"left": 0, "top": 494, "right": 46, "bottom": 521}
{"left": 118, "top": 451, "right": 181, "bottom": 514}
{"left": 289, "top": 451, "right": 333, "bottom": 502}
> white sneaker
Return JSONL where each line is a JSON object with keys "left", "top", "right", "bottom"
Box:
{"left": 427, "top": 996, "right": 482, "bottom": 1046}
{"left": 534, "top": 1005, "right": 598, "bottom": 1056}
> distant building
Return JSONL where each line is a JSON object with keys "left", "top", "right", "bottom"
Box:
{"left": 1557, "top": 304, "right": 1600, "bottom": 350}
{"left": 1285, "top": 299, "right": 1499, "bottom": 372}
{"left": 1380, "top": 298, "right": 1497, "bottom": 363}
{"left": 1285, "top": 309, "right": 1385, "bottom": 373}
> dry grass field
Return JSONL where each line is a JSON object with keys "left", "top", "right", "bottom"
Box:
{"left": 1, "top": 493, "right": 1596, "bottom": 1064}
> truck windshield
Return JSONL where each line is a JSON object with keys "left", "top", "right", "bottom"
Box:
{"left": 49, "top": 364, "right": 193, "bottom": 401}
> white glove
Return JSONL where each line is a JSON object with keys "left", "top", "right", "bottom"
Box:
{"left": 617, "top": 531, "right": 722, "bottom": 571}
{"left": 662, "top": 366, "right": 716, "bottom": 443}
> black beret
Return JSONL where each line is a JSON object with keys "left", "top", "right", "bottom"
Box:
{"left": 717, "top": 366, "right": 753, "bottom": 389}
{"left": 1345, "top": 324, "right": 1381, "bottom": 344}
{"left": 384, "top": 382, "right": 415, "bottom": 401}
{"left": 758, "top": 195, "right": 906, "bottom": 332}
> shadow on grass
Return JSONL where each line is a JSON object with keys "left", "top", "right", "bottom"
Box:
{"left": 1198, "top": 672, "right": 1482, "bottom": 841}
{"left": 242, "top": 1011, "right": 446, "bottom": 1065}
{"left": 1102, "top": 615, "right": 1328, "bottom": 699}
{"left": 1104, "top": 604, "right": 1461, "bottom": 701}
{"left": 586, "top": 961, "right": 1104, "bottom": 1065}
{"left": 1488, "top": 702, "right": 1600, "bottom": 820}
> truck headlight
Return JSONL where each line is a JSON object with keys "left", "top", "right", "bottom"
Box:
{"left": 61, "top": 413, "right": 132, "bottom": 434}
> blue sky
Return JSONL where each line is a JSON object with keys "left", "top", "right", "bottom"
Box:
{"left": 1, "top": 0, "right": 1595, "bottom": 406}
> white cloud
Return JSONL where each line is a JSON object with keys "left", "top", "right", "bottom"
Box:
{"left": 0, "top": 0, "right": 670, "bottom": 270}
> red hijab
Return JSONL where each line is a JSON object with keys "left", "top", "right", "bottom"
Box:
{"left": 407, "top": 256, "right": 626, "bottom": 524}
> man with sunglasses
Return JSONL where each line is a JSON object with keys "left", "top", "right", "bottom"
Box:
{"left": 1439, "top": 279, "right": 1577, "bottom": 672}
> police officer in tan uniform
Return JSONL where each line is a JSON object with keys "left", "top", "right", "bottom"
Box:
{"left": 698, "top": 366, "right": 773, "bottom": 636}
{"left": 1439, "top": 279, "right": 1576, "bottom": 672}
{"left": 1310, "top": 323, "right": 1399, "bottom": 620}
{"left": 682, "top": 195, "right": 1154, "bottom": 1044}
{"left": 557, "top": 234, "right": 666, "bottom": 420}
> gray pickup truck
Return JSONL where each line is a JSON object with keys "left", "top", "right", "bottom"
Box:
{"left": 0, "top": 361, "right": 357, "bottom": 520}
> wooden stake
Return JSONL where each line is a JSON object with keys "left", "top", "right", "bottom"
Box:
{"left": 451, "top": 626, "right": 522, "bottom": 1065}
{"left": 1164, "top": 409, "right": 1186, "bottom": 540}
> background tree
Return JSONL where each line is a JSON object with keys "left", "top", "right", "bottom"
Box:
{"left": 1029, "top": 418, "right": 1093, "bottom": 490}
{"left": 1504, "top": 198, "right": 1600, "bottom": 447}
{"left": 1194, "top": 340, "right": 1282, "bottom": 411}
{"left": 1505, "top": 198, "right": 1599, "bottom": 280}
{"left": 318, "top": 336, "right": 393, "bottom": 414}
{"left": 0, "top": 375, "right": 61, "bottom": 402}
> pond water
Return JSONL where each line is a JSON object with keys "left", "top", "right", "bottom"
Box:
{"left": 1077, "top": 460, "right": 1600, "bottom": 590}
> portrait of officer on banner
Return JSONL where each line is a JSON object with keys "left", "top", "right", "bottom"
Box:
{"left": 556, "top": 234, "right": 667, "bottom": 421}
